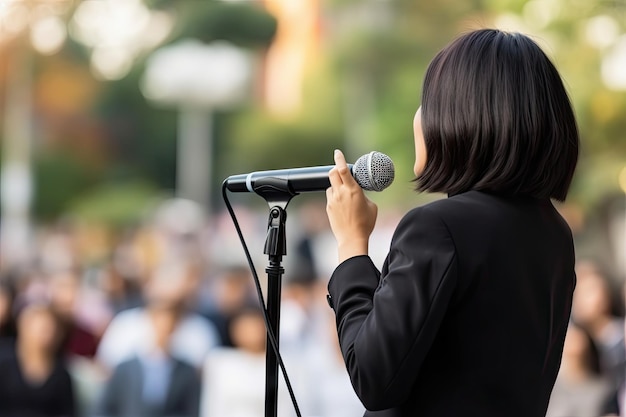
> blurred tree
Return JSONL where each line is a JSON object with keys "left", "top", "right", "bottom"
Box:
{"left": 68, "top": 181, "right": 162, "bottom": 227}
{"left": 20, "top": 0, "right": 277, "bottom": 219}
{"left": 147, "top": 0, "right": 277, "bottom": 47}
{"left": 33, "top": 150, "right": 99, "bottom": 220}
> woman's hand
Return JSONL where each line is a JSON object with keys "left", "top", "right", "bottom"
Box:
{"left": 326, "top": 149, "right": 378, "bottom": 263}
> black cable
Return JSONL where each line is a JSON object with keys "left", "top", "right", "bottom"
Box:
{"left": 221, "top": 182, "right": 302, "bottom": 417}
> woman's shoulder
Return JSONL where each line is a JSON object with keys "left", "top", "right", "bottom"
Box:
{"left": 402, "top": 191, "right": 493, "bottom": 222}
{"left": 414, "top": 190, "right": 556, "bottom": 219}
{"left": 402, "top": 190, "right": 570, "bottom": 241}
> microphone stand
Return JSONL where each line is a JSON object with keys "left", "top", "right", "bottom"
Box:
{"left": 253, "top": 177, "right": 298, "bottom": 417}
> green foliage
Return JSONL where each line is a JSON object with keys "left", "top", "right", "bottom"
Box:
{"left": 570, "top": 153, "right": 626, "bottom": 210}
{"left": 33, "top": 150, "right": 99, "bottom": 220}
{"left": 218, "top": 59, "right": 343, "bottom": 181}
{"left": 169, "top": 2, "right": 277, "bottom": 47}
{"left": 93, "top": 65, "right": 178, "bottom": 190}
{"left": 226, "top": 112, "right": 343, "bottom": 172}
{"left": 68, "top": 181, "right": 163, "bottom": 227}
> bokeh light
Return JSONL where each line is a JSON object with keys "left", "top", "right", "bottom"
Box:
{"left": 141, "top": 40, "right": 251, "bottom": 109}
{"left": 601, "top": 35, "right": 626, "bottom": 91}
{"left": 70, "top": 0, "right": 173, "bottom": 81}
{"left": 0, "top": 1, "right": 30, "bottom": 36}
{"left": 584, "top": 15, "right": 620, "bottom": 49}
{"left": 30, "top": 15, "right": 67, "bottom": 55}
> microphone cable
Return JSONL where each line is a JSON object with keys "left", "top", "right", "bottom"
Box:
{"left": 221, "top": 182, "right": 303, "bottom": 417}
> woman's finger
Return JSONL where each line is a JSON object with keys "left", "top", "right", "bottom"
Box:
{"left": 334, "top": 149, "right": 357, "bottom": 187}
{"left": 326, "top": 187, "right": 333, "bottom": 202}
{"left": 328, "top": 161, "right": 343, "bottom": 188}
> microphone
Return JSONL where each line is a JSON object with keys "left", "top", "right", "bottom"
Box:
{"left": 225, "top": 151, "right": 395, "bottom": 193}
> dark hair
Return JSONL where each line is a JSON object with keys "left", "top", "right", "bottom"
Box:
{"left": 416, "top": 29, "right": 579, "bottom": 201}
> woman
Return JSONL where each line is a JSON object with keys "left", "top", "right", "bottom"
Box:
{"left": 201, "top": 306, "right": 278, "bottom": 417}
{"left": 546, "top": 323, "right": 613, "bottom": 417}
{"left": 325, "top": 29, "right": 579, "bottom": 416}
{"left": 94, "top": 302, "right": 200, "bottom": 417}
{"left": 571, "top": 261, "right": 625, "bottom": 391}
{"left": 0, "top": 303, "right": 75, "bottom": 417}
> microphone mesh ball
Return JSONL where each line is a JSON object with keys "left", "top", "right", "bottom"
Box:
{"left": 353, "top": 151, "right": 395, "bottom": 191}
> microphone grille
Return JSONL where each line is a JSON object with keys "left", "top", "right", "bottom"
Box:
{"left": 353, "top": 151, "right": 395, "bottom": 191}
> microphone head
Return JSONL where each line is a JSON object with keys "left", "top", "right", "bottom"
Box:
{"left": 353, "top": 151, "right": 395, "bottom": 191}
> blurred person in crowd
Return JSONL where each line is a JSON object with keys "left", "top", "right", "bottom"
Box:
{"left": 99, "top": 261, "right": 143, "bottom": 315}
{"left": 304, "top": 311, "right": 365, "bottom": 417}
{"left": 198, "top": 265, "right": 255, "bottom": 347}
{"left": 93, "top": 302, "right": 200, "bottom": 417}
{"left": 546, "top": 322, "right": 614, "bottom": 417}
{"left": 0, "top": 302, "right": 76, "bottom": 417}
{"left": 48, "top": 268, "right": 100, "bottom": 358}
{"left": 292, "top": 201, "right": 335, "bottom": 282}
{"left": 0, "top": 279, "right": 18, "bottom": 342}
{"left": 280, "top": 268, "right": 329, "bottom": 353}
{"left": 201, "top": 305, "right": 285, "bottom": 417}
{"left": 572, "top": 260, "right": 625, "bottom": 390}
{"left": 97, "top": 257, "right": 220, "bottom": 370}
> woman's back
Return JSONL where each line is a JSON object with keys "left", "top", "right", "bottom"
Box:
{"left": 390, "top": 191, "right": 575, "bottom": 416}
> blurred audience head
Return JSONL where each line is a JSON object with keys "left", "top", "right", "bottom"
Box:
{"left": 573, "top": 260, "right": 622, "bottom": 327}
{"left": 213, "top": 265, "right": 253, "bottom": 315}
{"left": 562, "top": 322, "right": 603, "bottom": 377}
{"left": 148, "top": 303, "right": 181, "bottom": 353}
{"left": 16, "top": 302, "right": 64, "bottom": 356}
{"left": 229, "top": 306, "right": 265, "bottom": 355}
{"left": 47, "top": 268, "right": 81, "bottom": 319}
{"left": 144, "top": 256, "right": 201, "bottom": 310}
{"left": 283, "top": 267, "right": 320, "bottom": 312}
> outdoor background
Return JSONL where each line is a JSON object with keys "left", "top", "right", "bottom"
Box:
{"left": 0, "top": 0, "right": 625, "bottom": 416}
{"left": 2, "top": 0, "right": 626, "bottom": 273}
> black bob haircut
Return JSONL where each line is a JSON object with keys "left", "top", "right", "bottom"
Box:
{"left": 416, "top": 29, "right": 579, "bottom": 201}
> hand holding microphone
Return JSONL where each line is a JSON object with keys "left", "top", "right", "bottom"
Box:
{"left": 224, "top": 149, "right": 394, "bottom": 263}
{"left": 327, "top": 150, "right": 381, "bottom": 263}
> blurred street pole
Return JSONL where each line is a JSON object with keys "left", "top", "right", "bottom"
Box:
{"left": 177, "top": 108, "right": 212, "bottom": 206}
{"left": 0, "top": 1, "right": 70, "bottom": 271}
{"left": 0, "top": 43, "right": 34, "bottom": 271}
{"left": 141, "top": 39, "right": 250, "bottom": 212}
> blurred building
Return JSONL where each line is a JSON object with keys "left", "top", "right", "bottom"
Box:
{"left": 262, "top": 0, "right": 321, "bottom": 116}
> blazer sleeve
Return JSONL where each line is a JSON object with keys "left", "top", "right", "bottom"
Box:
{"left": 327, "top": 206, "right": 457, "bottom": 411}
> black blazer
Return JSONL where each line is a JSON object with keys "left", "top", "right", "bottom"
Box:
{"left": 327, "top": 191, "right": 575, "bottom": 417}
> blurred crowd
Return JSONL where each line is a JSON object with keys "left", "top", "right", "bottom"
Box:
{"left": 547, "top": 260, "right": 626, "bottom": 417}
{"left": 0, "top": 198, "right": 624, "bottom": 417}
{"left": 0, "top": 199, "right": 365, "bottom": 417}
